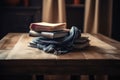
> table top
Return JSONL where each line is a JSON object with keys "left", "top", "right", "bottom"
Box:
{"left": 0, "top": 33, "right": 120, "bottom": 75}
{"left": 0, "top": 33, "right": 120, "bottom": 60}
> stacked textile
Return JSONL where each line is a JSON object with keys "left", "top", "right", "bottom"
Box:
{"left": 28, "top": 22, "right": 90, "bottom": 55}
{"left": 29, "top": 22, "right": 68, "bottom": 39}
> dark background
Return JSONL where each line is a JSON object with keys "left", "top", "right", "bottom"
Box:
{"left": 0, "top": 0, "right": 85, "bottom": 39}
{"left": 0, "top": 0, "right": 120, "bottom": 42}
{"left": 111, "top": 0, "right": 120, "bottom": 41}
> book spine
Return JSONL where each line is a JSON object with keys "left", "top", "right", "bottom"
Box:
{"left": 29, "top": 30, "right": 53, "bottom": 38}
{"left": 30, "top": 24, "right": 65, "bottom": 32}
{"left": 29, "top": 30, "right": 69, "bottom": 39}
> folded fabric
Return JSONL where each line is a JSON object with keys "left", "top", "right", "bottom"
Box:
{"left": 73, "top": 37, "right": 90, "bottom": 49}
{"left": 29, "top": 26, "right": 89, "bottom": 55}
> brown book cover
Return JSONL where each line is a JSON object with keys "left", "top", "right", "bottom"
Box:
{"left": 30, "top": 22, "right": 66, "bottom": 32}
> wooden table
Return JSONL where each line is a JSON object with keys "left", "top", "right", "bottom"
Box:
{"left": 0, "top": 33, "right": 120, "bottom": 79}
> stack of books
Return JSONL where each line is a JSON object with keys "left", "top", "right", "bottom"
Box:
{"left": 74, "top": 37, "right": 90, "bottom": 49}
{"left": 29, "top": 22, "right": 69, "bottom": 39}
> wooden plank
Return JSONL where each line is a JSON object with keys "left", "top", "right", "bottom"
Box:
{"left": 81, "top": 33, "right": 120, "bottom": 59}
{"left": 1, "top": 59, "right": 120, "bottom": 75}
{"left": 0, "top": 33, "right": 23, "bottom": 50}
{"left": 4, "top": 33, "right": 120, "bottom": 59}
{"left": 82, "top": 47, "right": 120, "bottom": 59}
{"left": 0, "top": 33, "right": 23, "bottom": 59}
{"left": 0, "top": 50, "right": 10, "bottom": 59}
{"left": 92, "top": 33, "right": 120, "bottom": 49}
{"left": 57, "top": 51, "right": 85, "bottom": 59}
{"left": 82, "top": 49, "right": 107, "bottom": 59}
{"left": 82, "top": 33, "right": 116, "bottom": 50}
{"left": 6, "top": 34, "right": 57, "bottom": 59}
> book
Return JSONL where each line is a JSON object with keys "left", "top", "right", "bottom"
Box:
{"left": 74, "top": 41, "right": 90, "bottom": 49}
{"left": 30, "top": 22, "right": 66, "bottom": 31}
{"left": 29, "top": 30, "right": 69, "bottom": 39}
{"left": 74, "top": 37, "right": 90, "bottom": 49}
{"left": 74, "top": 37, "right": 89, "bottom": 44}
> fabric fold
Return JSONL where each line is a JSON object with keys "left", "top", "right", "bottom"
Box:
{"left": 29, "top": 26, "right": 89, "bottom": 55}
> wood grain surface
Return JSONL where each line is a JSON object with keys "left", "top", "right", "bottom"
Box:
{"left": 0, "top": 33, "right": 120, "bottom": 76}
{"left": 0, "top": 33, "right": 120, "bottom": 59}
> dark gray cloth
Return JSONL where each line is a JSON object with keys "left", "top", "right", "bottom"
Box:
{"left": 29, "top": 26, "right": 88, "bottom": 55}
